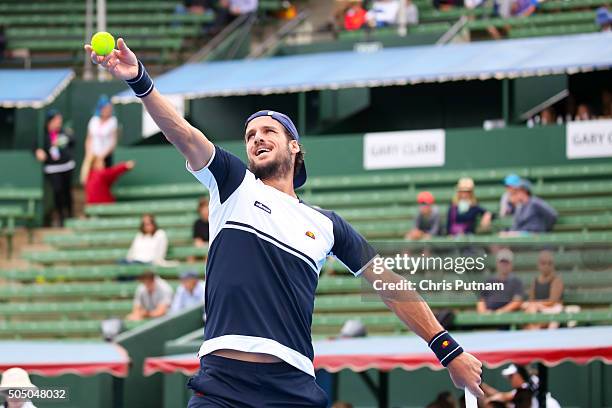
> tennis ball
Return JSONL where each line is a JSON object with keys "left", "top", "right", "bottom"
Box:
{"left": 91, "top": 31, "right": 115, "bottom": 56}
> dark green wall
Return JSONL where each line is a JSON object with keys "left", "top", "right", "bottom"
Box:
{"left": 113, "top": 124, "right": 609, "bottom": 187}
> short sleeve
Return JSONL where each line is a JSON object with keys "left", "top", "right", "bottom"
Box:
{"left": 133, "top": 285, "right": 145, "bottom": 307}
{"left": 329, "top": 212, "right": 378, "bottom": 276}
{"left": 87, "top": 116, "right": 97, "bottom": 133}
{"left": 187, "top": 146, "right": 247, "bottom": 204}
{"left": 109, "top": 116, "right": 118, "bottom": 131}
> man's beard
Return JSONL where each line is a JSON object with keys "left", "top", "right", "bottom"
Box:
{"left": 248, "top": 146, "right": 293, "bottom": 181}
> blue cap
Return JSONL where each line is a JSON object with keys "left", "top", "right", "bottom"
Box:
{"left": 596, "top": 7, "right": 611, "bottom": 25}
{"left": 95, "top": 94, "right": 112, "bottom": 116}
{"left": 245, "top": 110, "right": 307, "bottom": 189}
{"left": 504, "top": 174, "right": 521, "bottom": 187}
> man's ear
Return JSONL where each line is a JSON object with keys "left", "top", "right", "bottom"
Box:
{"left": 289, "top": 139, "right": 300, "bottom": 154}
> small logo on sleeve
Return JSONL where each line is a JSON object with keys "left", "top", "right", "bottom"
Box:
{"left": 305, "top": 231, "right": 316, "bottom": 240}
{"left": 254, "top": 201, "right": 271, "bottom": 214}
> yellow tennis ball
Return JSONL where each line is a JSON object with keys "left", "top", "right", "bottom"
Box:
{"left": 91, "top": 31, "right": 115, "bottom": 56}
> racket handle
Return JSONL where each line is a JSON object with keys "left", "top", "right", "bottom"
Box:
{"left": 465, "top": 387, "right": 478, "bottom": 408}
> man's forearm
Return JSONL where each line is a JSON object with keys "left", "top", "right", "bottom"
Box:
{"left": 361, "top": 267, "right": 442, "bottom": 342}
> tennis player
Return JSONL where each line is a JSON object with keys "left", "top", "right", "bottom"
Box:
{"left": 86, "top": 39, "right": 483, "bottom": 407}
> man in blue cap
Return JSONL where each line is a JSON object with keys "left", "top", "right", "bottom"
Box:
{"left": 500, "top": 173, "right": 521, "bottom": 217}
{"left": 86, "top": 39, "right": 484, "bottom": 407}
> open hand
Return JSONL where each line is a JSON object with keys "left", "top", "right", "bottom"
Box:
{"left": 447, "top": 352, "right": 484, "bottom": 398}
{"left": 84, "top": 38, "right": 138, "bottom": 81}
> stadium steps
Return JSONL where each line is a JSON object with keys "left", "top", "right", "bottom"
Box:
{"left": 21, "top": 246, "right": 208, "bottom": 264}
{"left": 0, "top": 264, "right": 198, "bottom": 282}
{"left": 0, "top": 319, "right": 142, "bottom": 339}
{"left": 0, "top": 13, "right": 214, "bottom": 27}
{"left": 0, "top": 300, "right": 133, "bottom": 317}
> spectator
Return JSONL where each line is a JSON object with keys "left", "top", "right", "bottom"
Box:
{"left": 539, "top": 107, "right": 558, "bottom": 125}
{"left": 338, "top": 319, "right": 367, "bottom": 338}
{"left": 85, "top": 95, "right": 118, "bottom": 168}
{"left": 433, "top": 0, "right": 462, "bottom": 11}
{"left": 0, "top": 25, "right": 6, "bottom": 63}
{"left": 482, "top": 364, "right": 561, "bottom": 408}
{"left": 193, "top": 197, "right": 210, "bottom": 247}
{"left": 217, "top": 0, "right": 258, "bottom": 26}
{"left": 81, "top": 156, "right": 135, "bottom": 204}
{"left": 402, "top": 0, "right": 419, "bottom": 25}
{"left": 477, "top": 249, "right": 524, "bottom": 313}
{"left": 170, "top": 271, "right": 205, "bottom": 314}
{"left": 367, "top": 0, "right": 400, "bottom": 28}
{"left": 184, "top": 0, "right": 209, "bottom": 14}
{"left": 482, "top": 364, "right": 536, "bottom": 407}
{"left": 406, "top": 191, "right": 441, "bottom": 240}
{"left": 446, "top": 178, "right": 492, "bottom": 236}
{"left": 126, "top": 271, "right": 173, "bottom": 321}
{"left": 426, "top": 391, "right": 456, "bottom": 408}
{"left": 343, "top": 1, "right": 368, "bottom": 31}
{"left": 508, "top": 179, "right": 557, "bottom": 233}
{"left": 0, "top": 367, "right": 37, "bottom": 408}
{"left": 511, "top": 0, "right": 538, "bottom": 17}
{"left": 523, "top": 250, "right": 564, "bottom": 329}
{"left": 596, "top": 7, "right": 612, "bottom": 32}
{"left": 34, "top": 110, "right": 75, "bottom": 227}
{"left": 123, "top": 214, "right": 169, "bottom": 265}
{"left": 574, "top": 103, "right": 592, "bottom": 121}
{"left": 499, "top": 173, "right": 521, "bottom": 217}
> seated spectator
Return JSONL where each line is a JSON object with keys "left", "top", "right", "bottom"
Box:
{"left": 574, "top": 103, "right": 593, "bottom": 121}
{"left": 126, "top": 271, "right": 173, "bottom": 321}
{"left": 446, "top": 178, "right": 492, "bottom": 236}
{"left": 219, "top": 0, "right": 258, "bottom": 23}
{"left": 402, "top": 0, "right": 419, "bottom": 25}
{"left": 507, "top": 179, "right": 557, "bottom": 234}
{"left": 511, "top": 0, "right": 539, "bottom": 17}
{"left": 0, "top": 367, "right": 38, "bottom": 408}
{"left": 170, "top": 271, "right": 206, "bottom": 314}
{"left": 331, "top": 403, "right": 353, "bottom": 408}
{"left": 523, "top": 250, "right": 564, "bottom": 330}
{"left": 433, "top": 0, "right": 462, "bottom": 11}
{"left": 123, "top": 214, "right": 169, "bottom": 265}
{"left": 477, "top": 249, "right": 524, "bottom": 313}
{"left": 367, "top": 0, "right": 400, "bottom": 27}
{"left": 184, "top": 0, "right": 209, "bottom": 14}
{"left": 193, "top": 197, "right": 210, "bottom": 247}
{"left": 81, "top": 156, "right": 134, "bottom": 204}
{"left": 406, "top": 191, "right": 441, "bottom": 240}
{"left": 499, "top": 173, "right": 521, "bottom": 217}
{"left": 85, "top": 95, "right": 118, "bottom": 168}
{"left": 596, "top": 7, "right": 612, "bottom": 32}
{"left": 343, "top": 1, "right": 367, "bottom": 31}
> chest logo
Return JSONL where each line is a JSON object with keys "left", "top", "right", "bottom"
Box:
{"left": 305, "top": 231, "right": 316, "bottom": 240}
{"left": 254, "top": 201, "right": 271, "bottom": 214}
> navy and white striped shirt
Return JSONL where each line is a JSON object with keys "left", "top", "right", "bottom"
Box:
{"left": 188, "top": 146, "right": 377, "bottom": 376}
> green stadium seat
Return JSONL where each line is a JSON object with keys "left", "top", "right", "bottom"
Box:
{"left": 66, "top": 214, "right": 197, "bottom": 231}
{"left": 44, "top": 228, "right": 193, "bottom": 247}
{"left": 454, "top": 309, "right": 612, "bottom": 326}
{"left": 540, "top": 0, "right": 610, "bottom": 11}
{"left": 0, "top": 319, "right": 142, "bottom": 338}
{"left": 85, "top": 199, "right": 199, "bottom": 216}
{"left": 21, "top": 246, "right": 208, "bottom": 264}
{"left": 508, "top": 23, "right": 599, "bottom": 39}
{"left": 0, "top": 264, "right": 198, "bottom": 282}
{"left": 468, "top": 11, "right": 597, "bottom": 31}
{"left": 0, "top": 300, "right": 133, "bottom": 317}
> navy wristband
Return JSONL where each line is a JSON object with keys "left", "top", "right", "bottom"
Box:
{"left": 429, "top": 330, "right": 463, "bottom": 367}
{"left": 126, "top": 60, "right": 154, "bottom": 98}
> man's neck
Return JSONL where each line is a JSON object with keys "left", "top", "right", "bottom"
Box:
{"left": 262, "top": 177, "right": 298, "bottom": 199}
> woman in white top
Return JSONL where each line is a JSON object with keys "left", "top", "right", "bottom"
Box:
{"left": 86, "top": 95, "right": 118, "bottom": 167}
{"left": 124, "top": 214, "right": 169, "bottom": 265}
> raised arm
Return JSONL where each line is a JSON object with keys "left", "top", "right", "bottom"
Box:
{"left": 84, "top": 38, "right": 214, "bottom": 170}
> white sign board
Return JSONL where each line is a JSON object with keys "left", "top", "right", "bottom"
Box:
{"left": 142, "top": 95, "right": 185, "bottom": 139}
{"left": 363, "top": 129, "right": 445, "bottom": 170}
{"left": 566, "top": 119, "right": 612, "bottom": 159}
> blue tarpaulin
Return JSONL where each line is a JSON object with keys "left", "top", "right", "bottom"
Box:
{"left": 0, "top": 69, "right": 75, "bottom": 108}
{"left": 113, "top": 32, "right": 612, "bottom": 104}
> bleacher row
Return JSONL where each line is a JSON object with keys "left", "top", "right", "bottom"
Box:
{"left": 0, "top": 0, "right": 289, "bottom": 68}
{"left": 337, "top": 0, "right": 606, "bottom": 42}
{"left": 1, "top": 161, "right": 611, "bottom": 339}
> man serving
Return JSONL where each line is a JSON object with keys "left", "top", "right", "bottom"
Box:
{"left": 85, "top": 38, "right": 483, "bottom": 407}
